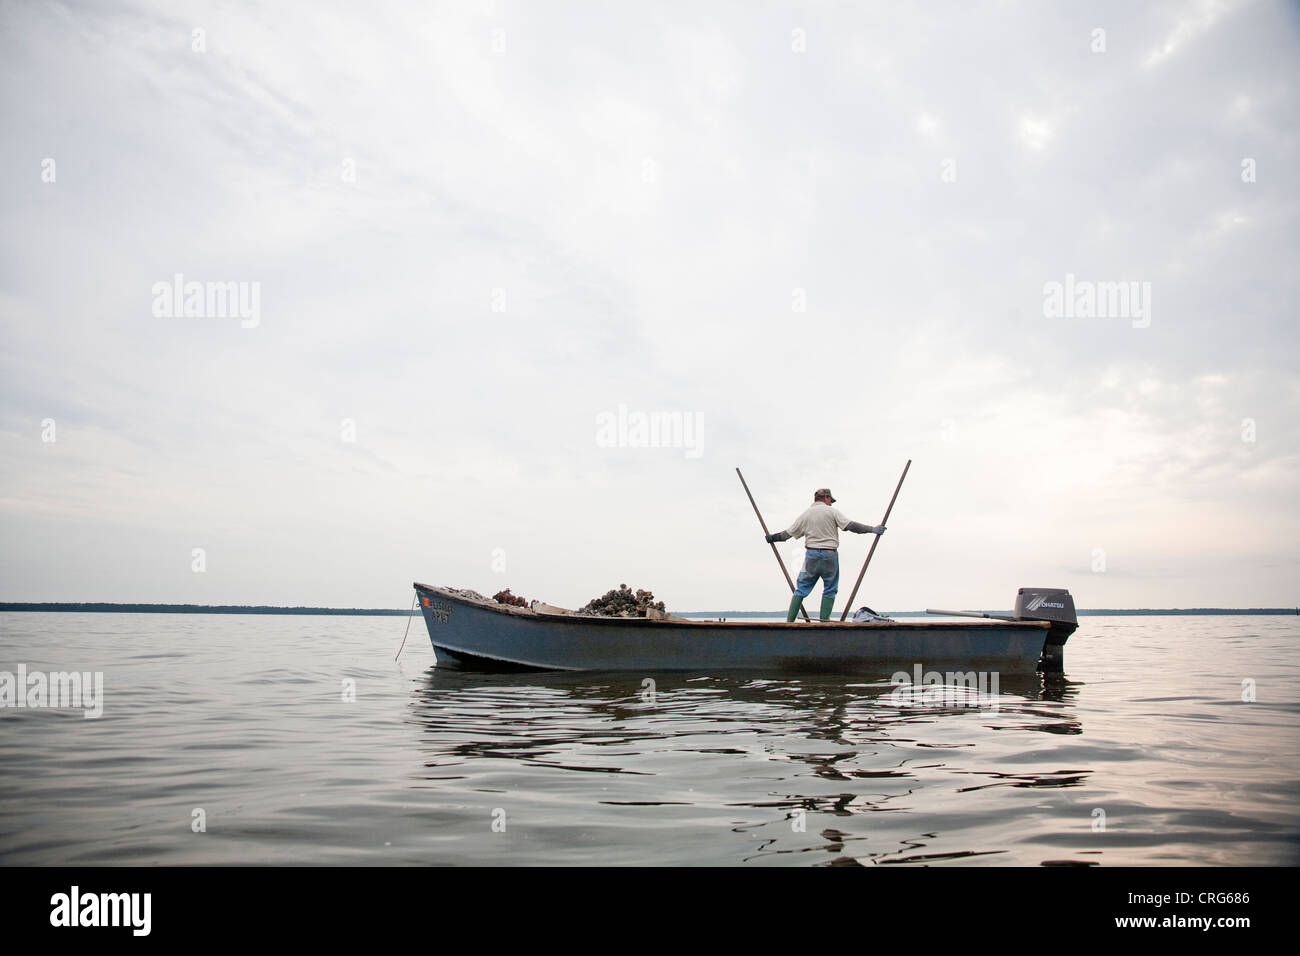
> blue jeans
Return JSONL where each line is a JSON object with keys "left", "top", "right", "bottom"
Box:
{"left": 793, "top": 549, "right": 839, "bottom": 599}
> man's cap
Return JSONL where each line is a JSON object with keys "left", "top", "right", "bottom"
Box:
{"left": 813, "top": 488, "right": 836, "bottom": 503}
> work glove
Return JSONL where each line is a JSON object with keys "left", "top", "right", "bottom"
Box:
{"left": 873, "top": 525, "right": 886, "bottom": 535}
{"left": 765, "top": 530, "right": 791, "bottom": 543}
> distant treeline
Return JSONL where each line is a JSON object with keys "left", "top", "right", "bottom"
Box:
{"left": 1069, "top": 608, "right": 1297, "bottom": 616}
{"left": 0, "top": 603, "right": 412, "bottom": 615}
{"left": 0, "top": 603, "right": 1295, "bottom": 616}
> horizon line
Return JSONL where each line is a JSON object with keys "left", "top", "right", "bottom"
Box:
{"left": 0, "top": 602, "right": 1296, "bottom": 617}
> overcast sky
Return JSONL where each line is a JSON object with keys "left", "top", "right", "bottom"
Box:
{"left": 1, "top": 0, "right": 1297, "bottom": 611}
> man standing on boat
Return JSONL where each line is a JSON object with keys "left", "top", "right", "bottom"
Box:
{"left": 765, "top": 488, "right": 885, "bottom": 622}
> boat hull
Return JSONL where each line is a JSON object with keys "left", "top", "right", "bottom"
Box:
{"left": 413, "top": 583, "right": 1055, "bottom": 677}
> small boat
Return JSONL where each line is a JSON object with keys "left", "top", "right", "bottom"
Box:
{"left": 411, "top": 583, "right": 1079, "bottom": 677}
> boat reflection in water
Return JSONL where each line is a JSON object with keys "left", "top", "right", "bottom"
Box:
{"left": 406, "top": 667, "right": 1090, "bottom": 866}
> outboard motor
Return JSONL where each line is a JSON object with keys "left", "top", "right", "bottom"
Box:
{"left": 1014, "top": 587, "right": 1078, "bottom": 673}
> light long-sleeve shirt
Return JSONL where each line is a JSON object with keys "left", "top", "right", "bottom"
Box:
{"left": 785, "top": 502, "right": 850, "bottom": 550}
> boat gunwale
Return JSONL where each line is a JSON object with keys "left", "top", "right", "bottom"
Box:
{"left": 411, "top": 582, "right": 1050, "bottom": 631}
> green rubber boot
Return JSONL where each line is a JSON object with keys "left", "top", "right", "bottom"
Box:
{"left": 786, "top": 595, "right": 804, "bottom": 623}
{"left": 820, "top": 596, "right": 835, "bottom": 621}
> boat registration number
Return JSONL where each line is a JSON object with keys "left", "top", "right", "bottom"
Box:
{"left": 425, "top": 599, "right": 453, "bottom": 623}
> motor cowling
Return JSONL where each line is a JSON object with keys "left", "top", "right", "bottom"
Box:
{"left": 1015, "top": 588, "right": 1078, "bottom": 674}
{"left": 1014, "top": 587, "right": 1077, "bottom": 633}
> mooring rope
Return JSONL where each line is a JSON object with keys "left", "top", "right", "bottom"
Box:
{"left": 394, "top": 592, "right": 417, "bottom": 661}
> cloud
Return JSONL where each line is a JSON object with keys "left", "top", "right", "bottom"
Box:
{"left": 1, "top": 0, "right": 1296, "bottom": 610}
{"left": 1143, "top": 0, "right": 1242, "bottom": 70}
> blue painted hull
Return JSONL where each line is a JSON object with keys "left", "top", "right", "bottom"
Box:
{"left": 413, "top": 583, "right": 1056, "bottom": 677}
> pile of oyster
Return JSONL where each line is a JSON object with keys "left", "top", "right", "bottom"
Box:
{"left": 579, "top": 584, "right": 666, "bottom": 617}
{"left": 492, "top": 589, "right": 529, "bottom": 608}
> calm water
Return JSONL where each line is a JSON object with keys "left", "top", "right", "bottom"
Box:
{"left": 0, "top": 612, "right": 1296, "bottom": 866}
